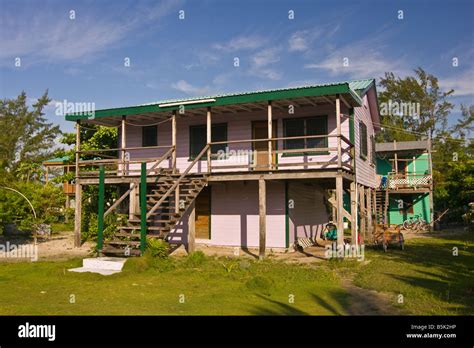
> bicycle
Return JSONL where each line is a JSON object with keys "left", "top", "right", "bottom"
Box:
{"left": 402, "top": 215, "right": 429, "bottom": 232}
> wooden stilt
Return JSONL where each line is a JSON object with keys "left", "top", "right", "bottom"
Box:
{"left": 336, "top": 175, "right": 344, "bottom": 245}
{"left": 350, "top": 182, "right": 358, "bottom": 246}
{"left": 366, "top": 188, "right": 373, "bottom": 242}
{"left": 336, "top": 95, "right": 342, "bottom": 168}
{"left": 259, "top": 177, "right": 266, "bottom": 259}
{"left": 359, "top": 185, "right": 366, "bottom": 239}
{"left": 188, "top": 202, "right": 196, "bottom": 254}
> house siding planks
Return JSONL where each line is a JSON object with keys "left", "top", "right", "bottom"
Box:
{"left": 354, "top": 95, "right": 378, "bottom": 188}
{"left": 287, "top": 182, "right": 329, "bottom": 244}
{"left": 212, "top": 181, "right": 286, "bottom": 248}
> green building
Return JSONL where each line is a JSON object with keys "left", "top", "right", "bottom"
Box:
{"left": 375, "top": 141, "right": 433, "bottom": 226}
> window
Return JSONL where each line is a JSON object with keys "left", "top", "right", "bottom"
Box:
{"left": 142, "top": 126, "right": 157, "bottom": 147}
{"left": 283, "top": 116, "right": 327, "bottom": 154}
{"left": 189, "top": 123, "right": 227, "bottom": 159}
{"left": 359, "top": 121, "right": 368, "bottom": 159}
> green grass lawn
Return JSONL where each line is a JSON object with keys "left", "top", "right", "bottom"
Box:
{"left": 0, "top": 231, "right": 472, "bottom": 315}
{"left": 351, "top": 231, "right": 474, "bottom": 315}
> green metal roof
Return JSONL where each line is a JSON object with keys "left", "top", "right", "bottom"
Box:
{"left": 43, "top": 155, "right": 71, "bottom": 164}
{"left": 65, "top": 79, "right": 375, "bottom": 122}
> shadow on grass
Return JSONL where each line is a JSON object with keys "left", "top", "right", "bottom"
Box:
{"left": 365, "top": 231, "right": 474, "bottom": 314}
{"left": 250, "top": 290, "right": 351, "bottom": 316}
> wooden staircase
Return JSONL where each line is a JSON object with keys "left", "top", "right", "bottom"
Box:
{"left": 102, "top": 174, "right": 208, "bottom": 256}
{"left": 375, "top": 188, "right": 389, "bottom": 225}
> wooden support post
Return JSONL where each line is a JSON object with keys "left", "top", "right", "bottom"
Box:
{"left": 359, "top": 185, "right": 366, "bottom": 240}
{"left": 121, "top": 116, "right": 126, "bottom": 176}
{"left": 97, "top": 165, "right": 105, "bottom": 252}
{"left": 74, "top": 121, "right": 81, "bottom": 247}
{"left": 140, "top": 162, "right": 147, "bottom": 254}
{"left": 187, "top": 202, "right": 196, "bottom": 254}
{"left": 336, "top": 95, "right": 342, "bottom": 168}
{"left": 172, "top": 111, "right": 177, "bottom": 173}
{"left": 175, "top": 184, "right": 180, "bottom": 213}
{"left": 366, "top": 188, "right": 373, "bottom": 242}
{"left": 267, "top": 101, "right": 273, "bottom": 170}
{"left": 206, "top": 107, "right": 212, "bottom": 173}
{"left": 394, "top": 151, "right": 398, "bottom": 174}
{"left": 129, "top": 183, "right": 140, "bottom": 220}
{"left": 350, "top": 181, "right": 358, "bottom": 246}
{"left": 336, "top": 175, "right": 344, "bottom": 245}
{"left": 259, "top": 177, "right": 266, "bottom": 260}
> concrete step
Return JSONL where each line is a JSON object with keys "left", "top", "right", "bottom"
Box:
{"left": 68, "top": 257, "right": 127, "bottom": 276}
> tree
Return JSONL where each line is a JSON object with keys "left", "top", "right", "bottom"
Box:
{"left": 0, "top": 91, "right": 61, "bottom": 177}
{"left": 453, "top": 104, "right": 474, "bottom": 139}
{"left": 377, "top": 68, "right": 454, "bottom": 142}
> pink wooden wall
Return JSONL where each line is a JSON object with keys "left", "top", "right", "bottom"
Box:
{"left": 354, "top": 94, "right": 378, "bottom": 188}
{"left": 168, "top": 181, "right": 286, "bottom": 248}
{"left": 287, "top": 182, "right": 329, "bottom": 244}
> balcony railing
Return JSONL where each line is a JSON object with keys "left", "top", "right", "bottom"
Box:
{"left": 387, "top": 173, "right": 432, "bottom": 189}
{"left": 75, "top": 134, "right": 354, "bottom": 178}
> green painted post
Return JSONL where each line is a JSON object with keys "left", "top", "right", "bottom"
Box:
{"left": 97, "top": 165, "right": 105, "bottom": 251}
{"left": 140, "top": 162, "right": 147, "bottom": 254}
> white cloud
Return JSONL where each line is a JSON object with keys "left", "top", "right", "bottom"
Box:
{"left": 213, "top": 35, "right": 265, "bottom": 52}
{"left": 441, "top": 68, "right": 474, "bottom": 97}
{"left": 304, "top": 34, "right": 408, "bottom": 79}
{"left": 288, "top": 31, "right": 308, "bottom": 52}
{"left": 0, "top": 0, "right": 182, "bottom": 65}
{"left": 171, "top": 80, "right": 211, "bottom": 95}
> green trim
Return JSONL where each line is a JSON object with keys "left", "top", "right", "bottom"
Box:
{"left": 285, "top": 181, "right": 289, "bottom": 249}
{"left": 65, "top": 83, "right": 363, "bottom": 121}
{"left": 140, "top": 162, "right": 147, "bottom": 254}
{"left": 282, "top": 151, "right": 330, "bottom": 157}
{"left": 97, "top": 165, "right": 105, "bottom": 251}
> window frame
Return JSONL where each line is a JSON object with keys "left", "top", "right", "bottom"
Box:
{"left": 189, "top": 123, "right": 228, "bottom": 160}
{"left": 359, "top": 121, "right": 368, "bottom": 160}
{"left": 282, "top": 115, "right": 328, "bottom": 157}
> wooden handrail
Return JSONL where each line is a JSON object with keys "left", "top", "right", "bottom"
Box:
{"left": 146, "top": 146, "right": 174, "bottom": 176}
{"left": 77, "top": 144, "right": 172, "bottom": 154}
{"left": 104, "top": 183, "right": 137, "bottom": 217}
{"left": 146, "top": 144, "right": 209, "bottom": 219}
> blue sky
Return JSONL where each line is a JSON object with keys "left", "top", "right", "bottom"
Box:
{"left": 1, "top": 0, "right": 473, "bottom": 133}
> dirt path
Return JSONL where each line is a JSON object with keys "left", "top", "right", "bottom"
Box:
{"left": 341, "top": 277, "right": 403, "bottom": 315}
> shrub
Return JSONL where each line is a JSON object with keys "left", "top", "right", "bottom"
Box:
{"left": 184, "top": 251, "right": 207, "bottom": 267}
{"left": 146, "top": 238, "right": 169, "bottom": 259}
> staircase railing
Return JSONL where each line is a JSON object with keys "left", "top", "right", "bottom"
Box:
{"left": 146, "top": 144, "right": 210, "bottom": 219}
{"left": 103, "top": 146, "right": 175, "bottom": 218}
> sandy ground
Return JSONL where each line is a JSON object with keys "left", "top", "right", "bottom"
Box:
{"left": 0, "top": 231, "right": 94, "bottom": 262}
